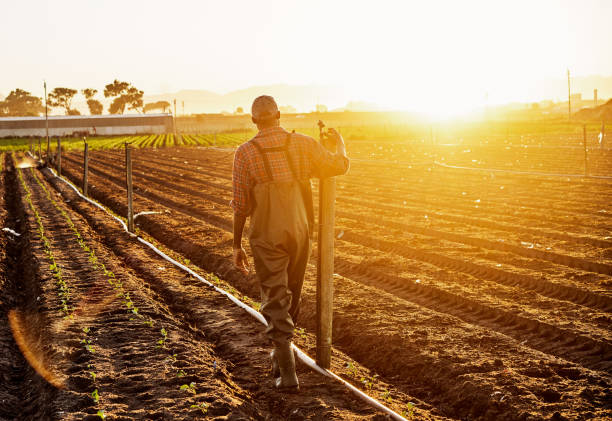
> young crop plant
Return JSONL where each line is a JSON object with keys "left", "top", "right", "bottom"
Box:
{"left": 179, "top": 382, "right": 197, "bottom": 394}
{"left": 190, "top": 402, "right": 209, "bottom": 414}
{"left": 17, "top": 168, "right": 73, "bottom": 316}
{"left": 157, "top": 327, "right": 168, "bottom": 348}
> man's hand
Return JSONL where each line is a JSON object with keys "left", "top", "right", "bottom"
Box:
{"left": 327, "top": 128, "right": 346, "bottom": 156}
{"left": 233, "top": 247, "right": 250, "bottom": 275}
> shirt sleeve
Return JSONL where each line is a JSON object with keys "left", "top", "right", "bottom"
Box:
{"left": 230, "top": 146, "right": 252, "bottom": 216}
{"left": 306, "top": 136, "right": 350, "bottom": 178}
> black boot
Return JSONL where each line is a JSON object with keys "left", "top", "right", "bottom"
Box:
{"left": 270, "top": 349, "right": 280, "bottom": 378}
{"left": 274, "top": 341, "right": 299, "bottom": 392}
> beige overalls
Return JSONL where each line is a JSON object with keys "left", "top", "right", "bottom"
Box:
{"left": 248, "top": 134, "right": 314, "bottom": 344}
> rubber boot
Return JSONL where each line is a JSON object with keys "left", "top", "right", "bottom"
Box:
{"left": 270, "top": 349, "right": 280, "bottom": 378}
{"left": 274, "top": 342, "right": 299, "bottom": 391}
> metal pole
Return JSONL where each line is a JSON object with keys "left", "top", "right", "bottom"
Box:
{"left": 44, "top": 81, "right": 49, "bottom": 152}
{"left": 583, "top": 125, "right": 588, "bottom": 176}
{"left": 46, "top": 136, "right": 50, "bottom": 165}
{"left": 57, "top": 137, "right": 61, "bottom": 177}
{"left": 125, "top": 144, "right": 134, "bottom": 232}
{"left": 316, "top": 121, "right": 335, "bottom": 369}
{"left": 83, "top": 140, "right": 89, "bottom": 197}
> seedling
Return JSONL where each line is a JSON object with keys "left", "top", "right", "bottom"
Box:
{"left": 180, "top": 382, "right": 196, "bottom": 394}
{"left": 345, "top": 361, "right": 358, "bottom": 377}
{"left": 380, "top": 389, "right": 392, "bottom": 402}
{"left": 360, "top": 374, "right": 378, "bottom": 391}
{"left": 157, "top": 327, "right": 168, "bottom": 348}
{"left": 401, "top": 402, "right": 415, "bottom": 420}
{"left": 91, "top": 389, "right": 100, "bottom": 403}
{"left": 96, "top": 410, "right": 106, "bottom": 419}
{"left": 190, "top": 402, "right": 209, "bottom": 414}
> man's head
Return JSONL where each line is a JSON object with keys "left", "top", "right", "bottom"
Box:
{"left": 251, "top": 95, "right": 280, "bottom": 129}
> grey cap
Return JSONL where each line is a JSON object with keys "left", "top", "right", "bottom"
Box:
{"left": 251, "top": 95, "right": 279, "bottom": 120}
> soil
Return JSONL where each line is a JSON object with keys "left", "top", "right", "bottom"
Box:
{"left": 1, "top": 136, "right": 610, "bottom": 420}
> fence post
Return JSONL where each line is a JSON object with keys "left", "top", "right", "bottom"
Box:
{"left": 316, "top": 120, "right": 336, "bottom": 369}
{"left": 38, "top": 138, "right": 42, "bottom": 159}
{"left": 83, "top": 141, "right": 89, "bottom": 197}
{"left": 583, "top": 125, "right": 588, "bottom": 176}
{"left": 46, "top": 136, "right": 50, "bottom": 165}
{"left": 125, "top": 143, "right": 134, "bottom": 232}
{"left": 57, "top": 137, "right": 62, "bottom": 177}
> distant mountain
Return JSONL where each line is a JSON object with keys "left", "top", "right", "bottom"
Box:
{"left": 144, "top": 84, "right": 350, "bottom": 114}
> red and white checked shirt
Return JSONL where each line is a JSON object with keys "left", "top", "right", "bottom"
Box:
{"left": 231, "top": 126, "right": 349, "bottom": 216}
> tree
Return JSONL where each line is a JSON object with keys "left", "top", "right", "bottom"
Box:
{"left": 67, "top": 109, "right": 81, "bottom": 115}
{"left": 104, "top": 79, "right": 143, "bottom": 114}
{"left": 0, "top": 89, "right": 44, "bottom": 116}
{"left": 235, "top": 106, "right": 244, "bottom": 114}
{"left": 82, "top": 88, "right": 97, "bottom": 99}
{"left": 143, "top": 100, "right": 171, "bottom": 113}
{"left": 82, "top": 88, "right": 103, "bottom": 115}
{"left": 48, "top": 87, "right": 78, "bottom": 115}
{"left": 87, "top": 99, "right": 103, "bottom": 115}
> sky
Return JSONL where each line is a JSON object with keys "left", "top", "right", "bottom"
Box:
{"left": 2, "top": 0, "right": 611, "bottom": 116}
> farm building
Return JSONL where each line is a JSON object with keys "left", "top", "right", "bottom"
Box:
{"left": 0, "top": 113, "right": 173, "bottom": 137}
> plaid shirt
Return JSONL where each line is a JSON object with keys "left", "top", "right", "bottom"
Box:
{"left": 231, "top": 126, "right": 349, "bottom": 216}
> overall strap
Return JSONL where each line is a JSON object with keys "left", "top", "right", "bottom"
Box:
{"left": 283, "top": 134, "right": 298, "bottom": 179}
{"left": 251, "top": 133, "right": 298, "bottom": 181}
{"left": 251, "top": 141, "right": 273, "bottom": 181}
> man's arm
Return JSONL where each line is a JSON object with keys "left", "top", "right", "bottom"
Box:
{"left": 231, "top": 147, "right": 251, "bottom": 275}
{"left": 233, "top": 212, "right": 249, "bottom": 275}
{"left": 309, "top": 128, "right": 349, "bottom": 178}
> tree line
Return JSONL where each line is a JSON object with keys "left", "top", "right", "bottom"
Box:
{"left": 0, "top": 80, "right": 171, "bottom": 117}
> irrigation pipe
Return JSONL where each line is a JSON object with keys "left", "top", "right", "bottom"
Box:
{"left": 434, "top": 161, "right": 612, "bottom": 180}
{"left": 40, "top": 164, "right": 408, "bottom": 421}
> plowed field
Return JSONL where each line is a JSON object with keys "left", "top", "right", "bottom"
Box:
{"left": 1, "top": 136, "right": 611, "bottom": 420}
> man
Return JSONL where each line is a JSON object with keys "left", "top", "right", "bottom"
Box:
{"left": 231, "top": 95, "right": 348, "bottom": 391}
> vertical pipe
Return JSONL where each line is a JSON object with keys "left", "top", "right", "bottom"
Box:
{"left": 125, "top": 144, "right": 134, "bottom": 232}
{"left": 583, "top": 125, "right": 588, "bottom": 176}
{"left": 83, "top": 142, "right": 89, "bottom": 197}
{"left": 57, "top": 137, "right": 61, "bottom": 177}
{"left": 316, "top": 124, "right": 336, "bottom": 369}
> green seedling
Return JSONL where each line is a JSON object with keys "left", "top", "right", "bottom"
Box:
{"left": 157, "top": 327, "right": 168, "bottom": 348}
{"left": 82, "top": 327, "right": 90, "bottom": 334}
{"left": 96, "top": 410, "right": 105, "bottom": 419}
{"left": 345, "top": 362, "right": 358, "bottom": 377}
{"left": 177, "top": 370, "right": 186, "bottom": 377}
{"left": 360, "top": 374, "right": 378, "bottom": 391}
{"left": 381, "top": 389, "right": 391, "bottom": 402}
{"left": 180, "top": 382, "right": 196, "bottom": 394}
{"left": 91, "top": 389, "right": 100, "bottom": 403}
{"left": 401, "top": 402, "right": 415, "bottom": 420}
{"left": 190, "top": 402, "right": 209, "bottom": 414}
{"left": 89, "top": 371, "right": 96, "bottom": 382}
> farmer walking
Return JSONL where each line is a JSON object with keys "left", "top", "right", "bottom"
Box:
{"left": 231, "top": 95, "right": 349, "bottom": 391}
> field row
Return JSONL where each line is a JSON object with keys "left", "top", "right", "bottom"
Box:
{"left": 56, "top": 146, "right": 612, "bottom": 420}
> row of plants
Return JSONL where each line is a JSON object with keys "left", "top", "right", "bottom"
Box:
{"left": 20, "top": 166, "right": 106, "bottom": 418}
{"left": 31, "top": 167, "right": 208, "bottom": 414}
{"left": 17, "top": 166, "right": 72, "bottom": 316}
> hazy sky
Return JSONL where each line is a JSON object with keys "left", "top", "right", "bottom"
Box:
{"left": 3, "top": 0, "right": 611, "bottom": 115}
